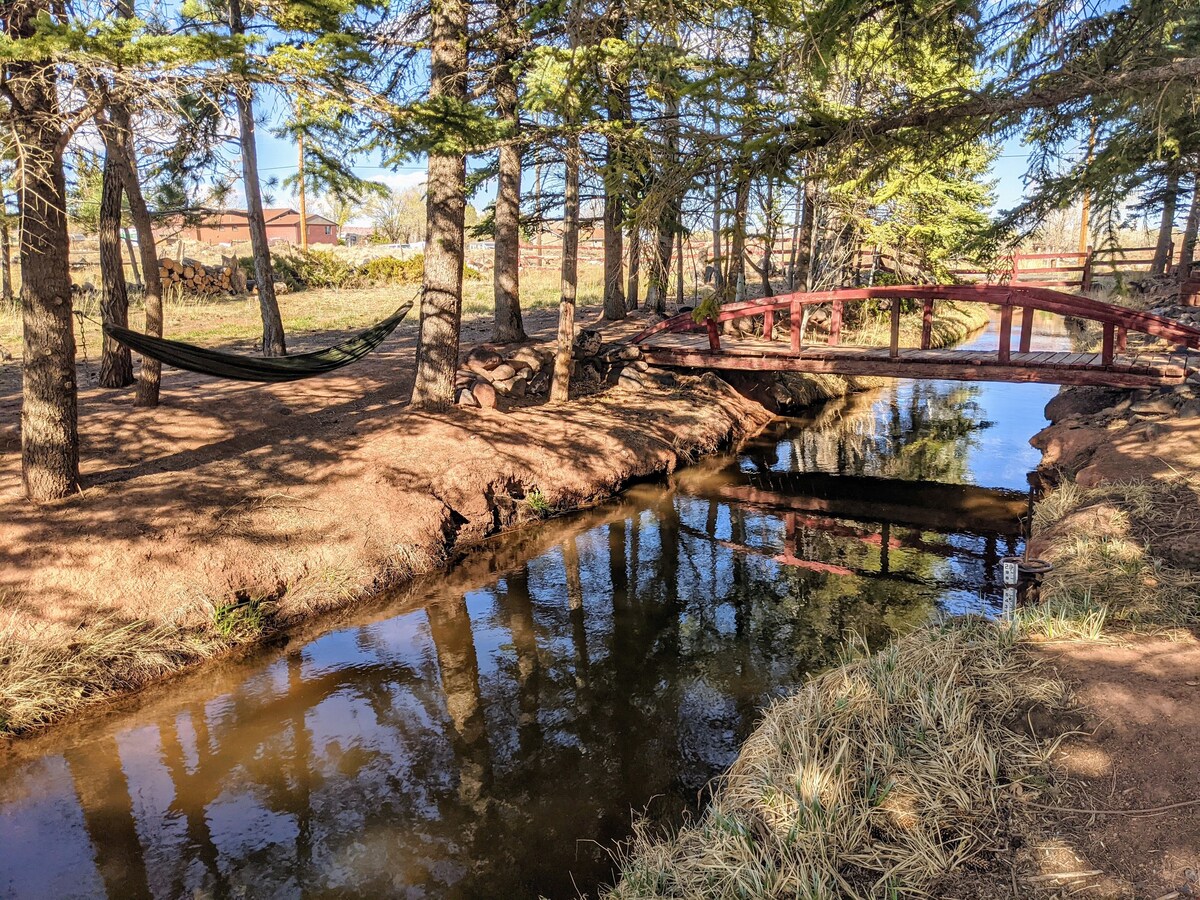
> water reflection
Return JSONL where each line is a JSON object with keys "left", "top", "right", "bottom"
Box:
{"left": 0, "top": 369, "right": 1062, "bottom": 900}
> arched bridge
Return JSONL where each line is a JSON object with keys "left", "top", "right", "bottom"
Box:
{"left": 630, "top": 285, "right": 1200, "bottom": 388}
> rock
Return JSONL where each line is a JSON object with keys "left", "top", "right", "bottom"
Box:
{"left": 471, "top": 380, "right": 497, "bottom": 408}
{"left": 1177, "top": 399, "right": 1200, "bottom": 418}
{"left": 574, "top": 329, "right": 602, "bottom": 357}
{"left": 510, "top": 346, "right": 546, "bottom": 372}
{"left": 640, "top": 368, "right": 677, "bottom": 389}
{"left": 273, "top": 281, "right": 290, "bottom": 295}
{"left": 618, "top": 345, "right": 641, "bottom": 361}
{"left": 506, "top": 359, "right": 533, "bottom": 376}
{"left": 1130, "top": 397, "right": 1174, "bottom": 417}
{"left": 464, "top": 346, "right": 504, "bottom": 370}
{"left": 455, "top": 371, "right": 474, "bottom": 389}
{"left": 1137, "top": 422, "right": 1167, "bottom": 441}
{"left": 617, "top": 371, "right": 645, "bottom": 391}
{"left": 488, "top": 363, "right": 517, "bottom": 382}
{"left": 1044, "top": 387, "right": 1126, "bottom": 423}
{"left": 527, "top": 370, "right": 550, "bottom": 395}
{"left": 456, "top": 387, "right": 480, "bottom": 407}
{"left": 496, "top": 377, "right": 526, "bottom": 398}
{"left": 630, "top": 359, "right": 650, "bottom": 372}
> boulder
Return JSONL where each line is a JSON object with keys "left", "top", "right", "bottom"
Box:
{"left": 1177, "top": 399, "right": 1200, "bottom": 418}
{"left": 510, "top": 346, "right": 546, "bottom": 372}
{"left": 488, "top": 363, "right": 517, "bottom": 382}
{"left": 617, "top": 371, "right": 645, "bottom": 391}
{"left": 574, "top": 329, "right": 603, "bottom": 358}
{"left": 618, "top": 344, "right": 641, "bottom": 361}
{"left": 464, "top": 346, "right": 504, "bottom": 370}
{"left": 456, "top": 387, "right": 480, "bottom": 407}
{"left": 471, "top": 380, "right": 497, "bottom": 409}
{"left": 1130, "top": 397, "right": 1174, "bottom": 417}
{"left": 1044, "top": 387, "right": 1127, "bottom": 423}
{"left": 494, "top": 376, "right": 527, "bottom": 398}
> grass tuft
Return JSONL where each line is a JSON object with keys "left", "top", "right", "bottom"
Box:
{"left": 606, "top": 621, "right": 1067, "bottom": 899}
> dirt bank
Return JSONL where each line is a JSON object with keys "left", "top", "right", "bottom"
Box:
{"left": 0, "top": 305, "right": 776, "bottom": 736}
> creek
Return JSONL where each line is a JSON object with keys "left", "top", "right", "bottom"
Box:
{"left": 0, "top": 314, "right": 1070, "bottom": 899}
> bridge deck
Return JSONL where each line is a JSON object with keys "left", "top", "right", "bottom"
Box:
{"left": 638, "top": 333, "right": 1195, "bottom": 387}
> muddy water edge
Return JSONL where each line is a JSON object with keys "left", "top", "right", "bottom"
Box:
{"left": 0, "top": 314, "right": 1072, "bottom": 899}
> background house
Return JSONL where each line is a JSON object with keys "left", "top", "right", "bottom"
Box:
{"left": 183, "top": 208, "right": 339, "bottom": 246}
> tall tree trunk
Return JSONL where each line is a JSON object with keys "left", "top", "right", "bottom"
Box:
{"left": 1151, "top": 169, "right": 1180, "bottom": 276}
{"left": 297, "top": 131, "right": 308, "bottom": 251}
{"left": 759, "top": 176, "right": 775, "bottom": 297}
{"left": 728, "top": 168, "right": 749, "bottom": 301}
{"left": 601, "top": 5, "right": 627, "bottom": 321}
{"left": 1, "top": 213, "right": 13, "bottom": 302}
{"left": 491, "top": 0, "right": 525, "bottom": 342}
{"left": 626, "top": 226, "right": 640, "bottom": 310}
{"left": 412, "top": 0, "right": 468, "bottom": 408}
{"left": 98, "top": 153, "right": 133, "bottom": 388}
{"left": 8, "top": 5, "right": 80, "bottom": 501}
{"left": 675, "top": 229, "right": 685, "bottom": 305}
{"left": 229, "top": 0, "right": 286, "bottom": 356}
{"left": 795, "top": 175, "right": 816, "bottom": 291}
{"left": 96, "top": 89, "right": 164, "bottom": 406}
{"left": 644, "top": 82, "right": 679, "bottom": 314}
{"left": 1180, "top": 170, "right": 1200, "bottom": 278}
{"left": 550, "top": 135, "right": 580, "bottom": 403}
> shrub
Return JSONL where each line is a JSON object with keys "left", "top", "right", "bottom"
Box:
{"left": 352, "top": 254, "right": 424, "bottom": 286}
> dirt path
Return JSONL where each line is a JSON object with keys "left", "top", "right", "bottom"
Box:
{"left": 1024, "top": 634, "right": 1200, "bottom": 899}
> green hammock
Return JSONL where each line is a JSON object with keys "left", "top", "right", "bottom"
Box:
{"left": 103, "top": 301, "right": 413, "bottom": 383}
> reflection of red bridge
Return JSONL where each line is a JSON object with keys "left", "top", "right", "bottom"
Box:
{"left": 631, "top": 285, "right": 1200, "bottom": 388}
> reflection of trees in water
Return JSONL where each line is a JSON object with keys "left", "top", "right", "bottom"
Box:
{"left": 19, "top": 492, "right": 948, "bottom": 899}
{"left": 785, "top": 381, "right": 992, "bottom": 482}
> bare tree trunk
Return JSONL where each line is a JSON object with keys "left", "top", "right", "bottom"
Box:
{"left": 787, "top": 183, "right": 801, "bottom": 288}
{"left": 229, "top": 0, "right": 286, "bottom": 356}
{"left": 645, "top": 215, "right": 673, "bottom": 314}
{"left": 297, "top": 131, "right": 308, "bottom": 252}
{"left": 759, "top": 176, "right": 775, "bottom": 297}
{"left": 626, "top": 226, "right": 640, "bottom": 310}
{"left": 8, "top": 7, "right": 80, "bottom": 501}
{"left": 551, "top": 135, "right": 580, "bottom": 403}
{"left": 99, "top": 154, "right": 133, "bottom": 387}
{"left": 491, "top": 0, "right": 525, "bottom": 342}
{"left": 412, "top": 0, "right": 467, "bottom": 408}
{"left": 1, "top": 212, "right": 13, "bottom": 302}
{"left": 795, "top": 175, "right": 816, "bottom": 291}
{"left": 675, "top": 229, "right": 685, "bottom": 306}
{"left": 728, "top": 169, "right": 749, "bottom": 301}
{"left": 601, "top": 5, "right": 627, "bottom": 321}
{"left": 1151, "top": 169, "right": 1180, "bottom": 276}
{"left": 1180, "top": 170, "right": 1200, "bottom": 278}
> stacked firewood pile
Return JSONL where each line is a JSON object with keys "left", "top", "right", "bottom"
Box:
{"left": 157, "top": 257, "right": 247, "bottom": 296}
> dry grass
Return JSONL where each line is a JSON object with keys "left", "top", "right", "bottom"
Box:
{"left": 1021, "top": 479, "right": 1200, "bottom": 640}
{"left": 608, "top": 622, "right": 1068, "bottom": 900}
{"left": 0, "top": 613, "right": 220, "bottom": 734}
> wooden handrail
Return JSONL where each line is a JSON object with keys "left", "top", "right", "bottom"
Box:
{"left": 629, "top": 284, "right": 1200, "bottom": 351}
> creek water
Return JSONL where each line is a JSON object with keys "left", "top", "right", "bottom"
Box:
{"left": 0, "top": 315, "right": 1070, "bottom": 900}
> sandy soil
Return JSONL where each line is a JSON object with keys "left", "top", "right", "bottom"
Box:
{"left": 0, "top": 304, "right": 772, "bottom": 733}
{"left": 1022, "top": 634, "right": 1200, "bottom": 899}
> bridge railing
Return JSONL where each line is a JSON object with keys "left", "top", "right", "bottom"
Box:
{"left": 630, "top": 285, "right": 1200, "bottom": 366}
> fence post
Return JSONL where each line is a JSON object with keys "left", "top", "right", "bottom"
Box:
{"left": 920, "top": 297, "right": 934, "bottom": 350}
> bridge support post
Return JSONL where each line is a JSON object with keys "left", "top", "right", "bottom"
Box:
{"left": 1019, "top": 307, "right": 1034, "bottom": 353}
{"left": 763, "top": 308, "right": 774, "bottom": 341}
{"left": 705, "top": 317, "right": 721, "bottom": 351}
{"left": 830, "top": 300, "right": 843, "bottom": 346}
{"left": 790, "top": 298, "right": 802, "bottom": 354}
{"left": 1116, "top": 326, "right": 1127, "bottom": 353}
{"left": 1102, "top": 323, "right": 1114, "bottom": 366}
{"left": 889, "top": 297, "right": 901, "bottom": 358}
{"left": 998, "top": 304, "right": 1013, "bottom": 364}
{"left": 920, "top": 298, "right": 934, "bottom": 350}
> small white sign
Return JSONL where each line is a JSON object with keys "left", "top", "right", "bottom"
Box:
{"left": 1002, "top": 561, "right": 1020, "bottom": 586}
{"left": 1002, "top": 587, "right": 1018, "bottom": 618}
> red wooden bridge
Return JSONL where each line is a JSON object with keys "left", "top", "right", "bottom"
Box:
{"left": 630, "top": 285, "right": 1200, "bottom": 388}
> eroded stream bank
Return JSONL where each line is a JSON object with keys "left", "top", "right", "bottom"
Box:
{"left": 0, "top": 314, "right": 1071, "bottom": 898}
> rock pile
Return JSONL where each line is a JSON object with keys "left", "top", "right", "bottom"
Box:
{"left": 453, "top": 331, "right": 676, "bottom": 408}
{"left": 455, "top": 345, "right": 553, "bottom": 408}
{"left": 158, "top": 257, "right": 247, "bottom": 296}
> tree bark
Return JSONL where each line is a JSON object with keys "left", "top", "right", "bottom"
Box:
{"left": 1, "top": 212, "right": 13, "bottom": 302}
{"left": 626, "top": 226, "right": 640, "bottom": 310}
{"left": 411, "top": 0, "right": 467, "bottom": 408}
{"left": 229, "top": 0, "right": 286, "bottom": 356}
{"left": 1178, "top": 170, "right": 1199, "bottom": 279}
{"left": 551, "top": 135, "right": 579, "bottom": 403}
{"left": 795, "top": 175, "right": 816, "bottom": 291}
{"left": 675, "top": 229, "right": 685, "bottom": 305}
{"left": 1151, "top": 169, "right": 1180, "bottom": 276}
{"left": 98, "top": 153, "right": 133, "bottom": 387}
{"left": 728, "top": 168, "right": 749, "bottom": 301}
{"left": 7, "top": 3, "right": 80, "bottom": 501}
{"left": 491, "top": 0, "right": 525, "bottom": 342}
{"left": 122, "top": 228, "right": 141, "bottom": 285}
{"left": 601, "top": 6, "right": 628, "bottom": 321}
